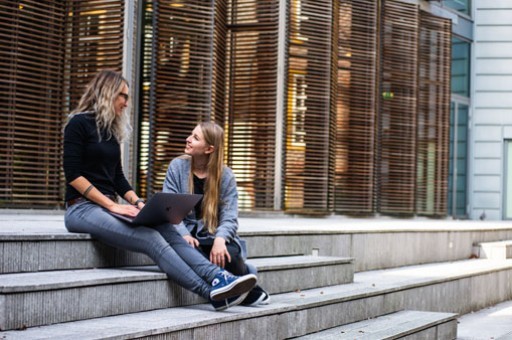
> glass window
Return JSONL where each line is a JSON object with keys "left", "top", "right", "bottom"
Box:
{"left": 451, "top": 37, "right": 470, "bottom": 97}
{"left": 448, "top": 101, "right": 469, "bottom": 218}
{"left": 443, "top": 0, "right": 471, "bottom": 16}
{"left": 504, "top": 141, "right": 512, "bottom": 219}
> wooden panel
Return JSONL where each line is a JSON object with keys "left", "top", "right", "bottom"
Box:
{"left": 138, "top": 0, "right": 221, "bottom": 195}
{"left": 0, "top": 0, "right": 124, "bottom": 208}
{"left": 284, "top": 0, "right": 337, "bottom": 213}
{"left": 65, "top": 0, "right": 125, "bottom": 112}
{"left": 334, "top": 0, "right": 378, "bottom": 213}
{"left": 225, "top": 0, "right": 280, "bottom": 210}
{"left": 378, "top": 0, "right": 419, "bottom": 214}
{"left": 0, "top": 1, "right": 67, "bottom": 207}
{"left": 416, "top": 10, "right": 451, "bottom": 216}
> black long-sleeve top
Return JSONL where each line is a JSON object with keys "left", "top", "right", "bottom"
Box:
{"left": 63, "top": 112, "right": 133, "bottom": 202}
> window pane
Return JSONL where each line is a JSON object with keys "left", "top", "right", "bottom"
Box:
{"left": 505, "top": 141, "right": 512, "bottom": 219}
{"left": 448, "top": 102, "right": 468, "bottom": 217}
{"left": 451, "top": 37, "right": 470, "bottom": 97}
{"left": 443, "top": 0, "right": 471, "bottom": 16}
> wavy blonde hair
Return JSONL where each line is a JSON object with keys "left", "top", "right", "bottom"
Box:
{"left": 67, "top": 69, "right": 131, "bottom": 142}
{"left": 189, "top": 122, "right": 224, "bottom": 233}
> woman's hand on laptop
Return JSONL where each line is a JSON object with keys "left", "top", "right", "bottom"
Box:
{"left": 110, "top": 203, "right": 140, "bottom": 217}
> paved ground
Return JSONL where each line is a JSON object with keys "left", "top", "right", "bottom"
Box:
{"left": 1, "top": 210, "right": 512, "bottom": 338}
{"left": 457, "top": 300, "right": 512, "bottom": 339}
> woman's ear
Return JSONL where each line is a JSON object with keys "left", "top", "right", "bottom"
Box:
{"left": 205, "top": 145, "right": 215, "bottom": 155}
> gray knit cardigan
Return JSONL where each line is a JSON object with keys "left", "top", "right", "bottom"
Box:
{"left": 162, "top": 156, "right": 248, "bottom": 259}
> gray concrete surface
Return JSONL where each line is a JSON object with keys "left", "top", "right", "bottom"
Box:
{"left": 2, "top": 259, "right": 512, "bottom": 338}
{"left": 457, "top": 300, "right": 512, "bottom": 340}
{"left": 296, "top": 310, "right": 458, "bottom": 339}
{"left": 2, "top": 211, "right": 512, "bottom": 338}
{"left": 3, "top": 212, "right": 512, "bottom": 272}
{"left": 3, "top": 209, "right": 512, "bottom": 233}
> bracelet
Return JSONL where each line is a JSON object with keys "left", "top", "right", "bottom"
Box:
{"left": 83, "top": 184, "right": 94, "bottom": 198}
{"left": 134, "top": 198, "right": 145, "bottom": 206}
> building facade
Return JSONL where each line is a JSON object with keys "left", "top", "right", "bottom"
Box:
{"left": 3, "top": 0, "right": 505, "bottom": 221}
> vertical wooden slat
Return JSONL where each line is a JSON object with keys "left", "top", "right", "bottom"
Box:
{"left": 65, "top": 0, "right": 125, "bottom": 113}
{"left": 1, "top": 0, "right": 124, "bottom": 208}
{"left": 137, "top": 0, "right": 154, "bottom": 198}
{"left": 377, "top": 0, "right": 419, "bottom": 214}
{"left": 334, "top": 0, "right": 378, "bottom": 213}
{"left": 284, "top": 0, "right": 336, "bottom": 213}
{"left": 213, "top": 0, "right": 228, "bottom": 123}
{"left": 225, "top": 0, "right": 280, "bottom": 210}
{"left": 139, "top": 0, "right": 219, "bottom": 196}
{"left": 416, "top": 10, "right": 451, "bottom": 216}
{"left": 0, "top": 1, "right": 66, "bottom": 207}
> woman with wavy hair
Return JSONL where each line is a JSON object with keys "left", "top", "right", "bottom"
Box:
{"left": 163, "top": 121, "right": 270, "bottom": 310}
{"left": 63, "top": 70, "right": 257, "bottom": 311}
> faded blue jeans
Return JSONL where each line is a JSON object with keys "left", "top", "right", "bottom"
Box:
{"left": 65, "top": 201, "right": 219, "bottom": 299}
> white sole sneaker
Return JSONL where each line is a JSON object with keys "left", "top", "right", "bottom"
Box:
{"left": 210, "top": 273, "right": 257, "bottom": 301}
{"left": 212, "top": 291, "right": 250, "bottom": 312}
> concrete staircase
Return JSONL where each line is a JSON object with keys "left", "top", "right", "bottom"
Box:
{"left": 1, "top": 215, "right": 512, "bottom": 339}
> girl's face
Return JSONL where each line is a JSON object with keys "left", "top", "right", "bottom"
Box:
{"left": 114, "top": 83, "right": 129, "bottom": 116}
{"left": 185, "top": 125, "right": 213, "bottom": 157}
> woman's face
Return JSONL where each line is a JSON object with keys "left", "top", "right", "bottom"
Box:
{"left": 114, "top": 83, "right": 129, "bottom": 116}
{"left": 185, "top": 125, "right": 213, "bottom": 157}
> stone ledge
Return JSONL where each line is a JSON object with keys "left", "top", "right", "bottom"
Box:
{"left": 0, "top": 256, "right": 354, "bottom": 330}
{"left": 295, "top": 310, "right": 458, "bottom": 339}
{"left": 1, "top": 259, "right": 511, "bottom": 338}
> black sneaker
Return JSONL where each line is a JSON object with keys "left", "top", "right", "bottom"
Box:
{"left": 211, "top": 291, "right": 250, "bottom": 311}
{"left": 241, "top": 286, "right": 271, "bottom": 307}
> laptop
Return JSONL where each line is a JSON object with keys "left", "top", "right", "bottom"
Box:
{"left": 110, "top": 192, "right": 202, "bottom": 226}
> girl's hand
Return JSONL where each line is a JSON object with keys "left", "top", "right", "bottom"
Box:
{"left": 183, "top": 235, "right": 199, "bottom": 248}
{"left": 110, "top": 203, "right": 140, "bottom": 217}
{"left": 210, "top": 237, "right": 231, "bottom": 268}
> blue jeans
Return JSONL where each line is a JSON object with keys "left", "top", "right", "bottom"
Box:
{"left": 65, "top": 201, "right": 219, "bottom": 299}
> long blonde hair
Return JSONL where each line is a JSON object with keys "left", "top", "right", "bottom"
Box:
{"left": 189, "top": 122, "right": 224, "bottom": 233}
{"left": 67, "top": 69, "right": 131, "bottom": 142}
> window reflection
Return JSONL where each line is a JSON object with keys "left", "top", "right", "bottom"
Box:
{"left": 451, "top": 37, "right": 470, "bottom": 97}
{"left": 443, "top": 0, "right": 471, "bottom": 16}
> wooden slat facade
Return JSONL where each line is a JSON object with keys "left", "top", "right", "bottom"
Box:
{"left": 2, "top": 0, "right": 453, "bottom": 217}
{"left": 334, "top": 0, "right": 379, "bottom": 214}
{"left": 224, "top": 0, "right": 280, "bottom": 210}
{"left": 64, "top": 0, "right": 125, "bottom": 112}
{"left": 284, "top": 0, "right": 338, "bottom": 213}
{"left": 138, "top": 0, "right": 221, "bottom": 195}
{"left": 1, "top": 0, "right": 124, "bottom": 208}
{"left": 416, "top": 11, "right": 451, "bottom": 216}
{"left": 377, "top": 0, "right": 419, "bottom": 214}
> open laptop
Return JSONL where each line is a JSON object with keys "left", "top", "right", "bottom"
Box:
{"left": 110, "top": 192, "right": 202, "bottom": 226}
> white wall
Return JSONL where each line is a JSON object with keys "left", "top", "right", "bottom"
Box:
{"left": 471, "top": 0, "right": 512, "bottom": 220}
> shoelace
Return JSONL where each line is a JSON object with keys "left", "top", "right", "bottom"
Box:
{"left": 220, "top": 270, "right": 236, "bottom": 281}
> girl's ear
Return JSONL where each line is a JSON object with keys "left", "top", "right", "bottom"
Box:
{"left": 205, "top": 145, "right": 215, "bottom": 155}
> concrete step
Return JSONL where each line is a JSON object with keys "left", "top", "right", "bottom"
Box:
{"left": 1, "top": 259, "right": 511, "bottom": 339}
{"left": 477, "top": 240, "right": 512, "bottom": 260}
{"left": 295, "top": 310, "right": 457, "bottom": 339}
{"left": 0, "top": 255, "right": 353, "bottom": 331}
{"left": 4, "top": 215, "right": 512, "bottom": 273}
